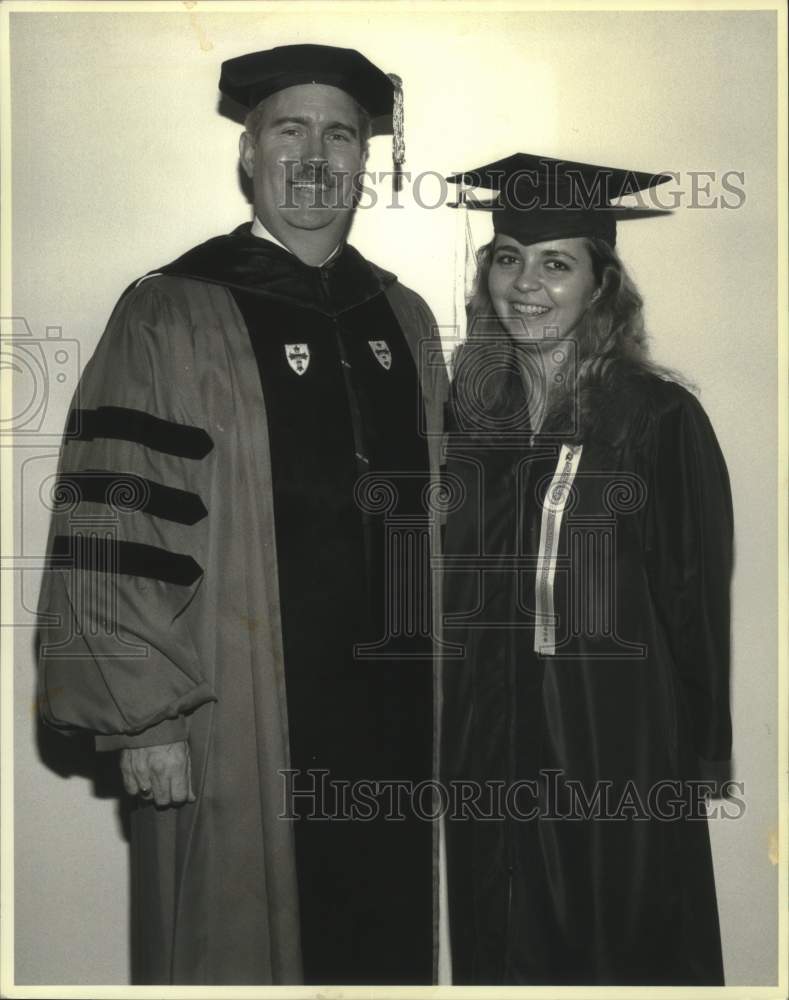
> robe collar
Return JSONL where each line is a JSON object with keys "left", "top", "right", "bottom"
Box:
{"left": 250, "top": 215, "right": 341, "bottom": 268}
{"left": 143, "top": 222, "right": 397, "bottom": 318}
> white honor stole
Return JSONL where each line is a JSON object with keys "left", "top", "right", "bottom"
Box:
{"left": 534, "top": 443, "right": 583, "bottom": 656}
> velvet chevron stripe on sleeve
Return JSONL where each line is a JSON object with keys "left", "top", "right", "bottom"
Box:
{"left": 50, "top": 535, "right": 204, "bottom": 586}
{"left": 53, "top": 473, "right": 208, "bottom": 525}
{"left": 65, "top": 407, "right": 214, "bottom": 459}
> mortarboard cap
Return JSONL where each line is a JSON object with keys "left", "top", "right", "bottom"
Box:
{"left": 220, "top": 44, "right": 405, "bottom": 184}
{"left": 447, "top": 153, "right": 672, "bottom": 247}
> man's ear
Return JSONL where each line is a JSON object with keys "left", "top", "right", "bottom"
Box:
{"left": 239, "top": 131, "right": 255, "bottom": 179}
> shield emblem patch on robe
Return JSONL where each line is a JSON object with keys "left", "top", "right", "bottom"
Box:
{"left": 368, "top": 340, "right": 392, "bottom": 370}
{"left": 285, "top": 344, "right": 310, "bottom": 375}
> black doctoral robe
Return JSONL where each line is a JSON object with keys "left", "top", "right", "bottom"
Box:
{"left": 442, "top": 362, "right": 733, "bottom": 985}
{"left": 37, "top": 223, "right": 448, "bottom": 985}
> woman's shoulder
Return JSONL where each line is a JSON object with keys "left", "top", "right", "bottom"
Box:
{"left": 591, "top": 362, "right": 702, "bottom": 450}
{"left": 636, "top": 370, "right": 699, "bottom": 417}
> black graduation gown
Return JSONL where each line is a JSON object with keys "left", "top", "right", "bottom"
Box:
{"left": 442, "top": 368, "right": 733, "bottom": 985}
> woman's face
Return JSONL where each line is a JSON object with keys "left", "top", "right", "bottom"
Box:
{"left": 487, "top": 235, "right": 599, "bottom": 344}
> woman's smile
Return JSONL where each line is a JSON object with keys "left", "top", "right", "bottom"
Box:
{"left": 488, "top": 234, "right": 599, "bottom": 343}
{"left": 510, "top": 302, "right": 552, "bottom": 317}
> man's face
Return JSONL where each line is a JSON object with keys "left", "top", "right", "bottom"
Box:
{"left": 239, "top": 83, "right": 367, "bottom": 236}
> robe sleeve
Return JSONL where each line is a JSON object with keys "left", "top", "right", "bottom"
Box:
{"left": 644, "top": 387, "right": 734, "bottom": 784}
{"left": 384, "top": 281, "right": 449, "bottom": 477}
{"left": 37, "top": 278, "right": 218, "bottom": 751}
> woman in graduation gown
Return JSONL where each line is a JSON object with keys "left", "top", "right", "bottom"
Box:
{"left": 441, "top": 153, "right": 734, "bottom": 986}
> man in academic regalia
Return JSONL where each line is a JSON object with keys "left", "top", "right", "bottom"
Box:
{"left": 37, "top": 45, "right": 446, "bottom": 986}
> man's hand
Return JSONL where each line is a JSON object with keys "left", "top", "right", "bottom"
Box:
{"left": 120, "top": 741, "right": 196, "bottom": 807}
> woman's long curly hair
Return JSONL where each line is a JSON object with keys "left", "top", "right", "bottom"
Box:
{"left": 453, "top": 237, "right": 681, "bottom": 446}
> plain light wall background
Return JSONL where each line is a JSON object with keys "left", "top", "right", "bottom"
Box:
{"left": 8, "top": 5, "right": 780, "bottom": 987}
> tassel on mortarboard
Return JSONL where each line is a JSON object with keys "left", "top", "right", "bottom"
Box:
{"left": 388, "top": 73, "right": 405, "bottom": 192}
{"left": 451, "top": 185, "right": 475, "bottom": 355}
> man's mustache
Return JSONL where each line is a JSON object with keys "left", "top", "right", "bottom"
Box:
{"left": 283, "top": 162, "right": 335, "bottom": 187}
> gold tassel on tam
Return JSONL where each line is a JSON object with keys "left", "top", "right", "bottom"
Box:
{"left": 387, "top": 73, "right": 405, "bottom": 192}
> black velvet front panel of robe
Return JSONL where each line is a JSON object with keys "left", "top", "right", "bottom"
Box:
{"left": 442, "top": 373, "right": 733, "bottom": 986}
{"left": 231, "top": 269, "right": 433, "bottom": 985}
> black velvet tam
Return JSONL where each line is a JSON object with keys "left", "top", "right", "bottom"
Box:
{"left": 219, "top": 44, "right": 395, "bottom": 117}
